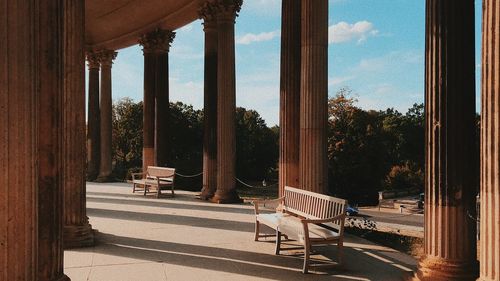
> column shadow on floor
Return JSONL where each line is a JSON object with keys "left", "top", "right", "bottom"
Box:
{"left": 86, "top": 195, "right": 254, "bottom": 214}
{"left": 74, "top": 232, "right": 415, "bottom": 281}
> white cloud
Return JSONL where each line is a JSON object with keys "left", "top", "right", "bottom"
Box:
{"left": 329, "top": 21, "right": 379, "bottom": 44}
{"left": 236, "top": 30, "right": 280, "bottom": 45}
{"left": 169, "top": 78, "right": 204, "bottom": 109}
{"left": 329, "top": 76, "right": 355, "bottom": 87}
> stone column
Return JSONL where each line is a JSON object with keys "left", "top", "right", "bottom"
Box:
{"left": 0, "top": 1, "right": 69, "bottom": 280}
{"left": 139, "top": 29, "right": 175, "bottom": 170}
{"left": 86, "top": 51, "right": 101, "bottom": 181}
{"left": 199, "top": 2, "right": 219, "bottom": 200}
{"left": 38, "top": 1, "right": 70, "bottom": 280}
{"left": 63, "top": 0, "right": 94, "bottom": 249}
{"left": 155, "top": 30, "right": 175, "bottom": 167}
{"left": 479, "top": 1, "right": 500, "bottom": 280}
{"left": 299, "top": 0, "right": 328, "bottom": 194}
{"left": 97, "top": 50, "right": 117, "bottom": 182}
{"left": 140, "top": 35, "right": 159, "bottom": 171}
{"left": 279, "top": 0, "right": 301, "bottom": 197}
{"left": 212, "top": 0, "right": 243, "bottom": 204}
{"left": 414, "top": 1, "right": 478, "bottom": 280}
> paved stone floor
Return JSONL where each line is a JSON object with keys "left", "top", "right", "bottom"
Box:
{"left": 64, "top": 183, "right": 417, "bottom": 281}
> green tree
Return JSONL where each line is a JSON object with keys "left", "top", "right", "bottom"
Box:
{"left": 112, "top": 98, "right": 143, "bottom": 179}
{"left": 236, "top": 107, "right": 279, "bottom": 181}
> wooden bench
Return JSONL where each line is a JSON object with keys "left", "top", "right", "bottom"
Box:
{"left": 131, "top": 166, "right": 175, "bottom": 198}
{"left": 252, "top": 186, "right": 347, "bottom": 273}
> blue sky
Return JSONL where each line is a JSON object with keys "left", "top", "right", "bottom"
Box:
{"left": 105, "top": 0, "right": 482, "bottom": 126}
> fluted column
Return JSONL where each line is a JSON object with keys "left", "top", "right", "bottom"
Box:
{"left": 63, "top": 0, "right": 94, "bottom": 249}
{"left": 414, "top": 1, "right": 478, "bottom": 280}
{"left": 479, "top": 1, "right": 500, "bottom": 280}
{"left": 86, "top": 51, "right": 101, "bottom": 181}
{"left": 212, "top": 0, "right": 243, "bottom": 204}
{"left": 37, "top": 1, "right": 70, "bottom": 280}
{"left": 299, "top": 0, "right": 328, "bottom": 194}
{"left": 279, "top": 0, "right": 301, "bottom": 197}
{"left": 1, "top": 1, "right": 68, "bottom": 280}
{"left": 200, "top": 2, "right": 219, "bottom": 200}
{"left": 154, "top": 30, "right": 175, "bottom": 167}
{"left": 139, "top": 30, "right": 175, "bottom": 171}
{"left": 96, "top": 50, "right": 117, "bottom": 182}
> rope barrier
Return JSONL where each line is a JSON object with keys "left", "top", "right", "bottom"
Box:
{"left": 236, "top": 177, "right": 278, "bottom": 188}
{"left": 175, "top": 172, "right": 203, "bottom": 178}
{"left": 173, "top": 171, "right": 277, "bottom": 188}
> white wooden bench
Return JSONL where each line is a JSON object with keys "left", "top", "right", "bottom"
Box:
{"left": 131, "top": 166, "right": 175, "bottom": 198}
{"left": 252, "top": 186, "right": 347, "bottom": 273}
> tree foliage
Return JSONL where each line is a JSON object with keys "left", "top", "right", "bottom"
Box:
{"left": 110, "top": 98, "right": 279, "bottom": 184}
{"left": 327, "top": 88, "right": 425, "bottom": 204}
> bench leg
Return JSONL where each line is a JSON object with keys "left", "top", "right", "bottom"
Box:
{"left": 275, "top": 229, "right": 281, "bottom": 255}
{"left": 171, "top": 187, "right": 174, "bottom": 197}
{"left": 157, "top": 187, "right": 161, "bottom": 198}
{"left": 303, "top": 240, "right": 311, "bottom": 274}
{"left": 254, "top": 221, "right": 260, "bottom": 241}
{"left": 337, "top": 240, "right": 343, "bottom": 266}
{"left": 132, "top": 183, "right": 136, "bottom": 193}
{"left": 143, "top": 185, "right": 148, "bottom": 196}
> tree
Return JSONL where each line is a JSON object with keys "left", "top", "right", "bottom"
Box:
{"left": 327, "top": 88, "right": 425, "bottom": 205}
{"left": 236, "top": 107, "right": 279, "bottom": 181}
{"left": 112, "top": 98, "right": 143, "bottom": 179}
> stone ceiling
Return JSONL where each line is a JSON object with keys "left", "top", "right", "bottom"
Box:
{"left": 85, "top": 0, "right": 204, "bottom": 50}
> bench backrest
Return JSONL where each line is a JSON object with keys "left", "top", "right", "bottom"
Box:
{"left": 283, "top": 186, "right": 347, "bottom": 231}
{"left": 147, "top": 166, "right": 175, "bottom": 180}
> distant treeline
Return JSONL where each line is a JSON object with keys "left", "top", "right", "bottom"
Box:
{"left": 109, "top": 87, "right": 463, "bottom": 205}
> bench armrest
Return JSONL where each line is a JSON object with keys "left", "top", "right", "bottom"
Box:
{"left": 251, "top": 197, "right": 285, "bottom": 215}
{"left": 300, "top": 213, "right": 346, "bottom": 225}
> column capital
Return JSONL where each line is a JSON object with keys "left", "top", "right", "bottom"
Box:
{"left": 96, "top": 49, "right": 118, "bottom": 66}
{"left": 139, "top": 29, "right": 176, "bottom": 54}
{"left": 85, "top": 51, "right": 101, "bottom": 69}
{"left": 213, "top": 0, "right": 243, "bottom": 23}
{"left": 199, "top": 2, "right": 218, "bottom": 28}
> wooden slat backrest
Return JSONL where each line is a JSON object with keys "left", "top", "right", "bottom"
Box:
{"left": 147, "top": 166, "right": 175, "bottom": 179}
{"left": 283, "top": 186, "right": 347, "bottom": 231}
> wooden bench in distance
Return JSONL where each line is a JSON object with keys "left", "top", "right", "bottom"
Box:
{"left": 131, "top": 166, "right": 175, "bottom": 198}
{"left": 252, "top": 186, "right": 347, "bottom": 273}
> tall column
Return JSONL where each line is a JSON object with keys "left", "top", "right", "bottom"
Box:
{"left": 299, "top": 0, "right": 328, "bottom": 194}
{"left": 0, "top": 1, "right": 69, "bottom": 280}
{"left": 96, "top": 50, "right": 117, "bottom": 182}
{"left": 415, "top": 1, "right": 478, "bottom": 280}
{"left": 37, "top": 1, "right": 70, "bottom": 280}
{"left": 212, "top": 0, "right": 243, "bottom": 204}
{"left": 140, "top": 36, "right": 156, "bottom": 172}
{"left": 200, "top": 2, "right": 219, "bottom": 200}
{"left": 63, "top": 0, "right": 94, "bottom": 249}
{"left": 480, "top": 1, "right": 500, "bottom": 280}
{"left": 139, "top": 29, "right": 175, "bottom": 169}
{"left": 86, "top": 51, "right": 101, "bottom": 181}
{"left": 279, "top": 0, "right": 301, "bottom": 197}
{"left": 155, "top": 30, "right": 175, "bottom": 167}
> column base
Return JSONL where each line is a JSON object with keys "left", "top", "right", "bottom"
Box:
{"left": 53, "top": 274, "right": 71, "bottom": 281}
{"left": 95, "top": 174, "right": 115, "bottom": 183}
{"left": 64, "top": 223, "right": 95, "bottom": 249}
{"left": 199, "top": 187, "right": 216, "bottom": 201}
{"left": 412, "top": 255, "right": 478, "bottom": 281}
{"left": 211, "top": 189, "right": 242, "bottom": 204}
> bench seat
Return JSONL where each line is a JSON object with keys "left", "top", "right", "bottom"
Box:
{"left": 131, "top": 166, "right": 175, "bottom": 198}
{"left": 257, "top": 213, "right": 341, "bottom": 242}
{"left": 253, "top": 186, "right": 347, "bottom": 273}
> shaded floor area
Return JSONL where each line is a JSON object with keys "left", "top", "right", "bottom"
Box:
{"left": 64, "top": 183, "right": 417, "bottom": 281}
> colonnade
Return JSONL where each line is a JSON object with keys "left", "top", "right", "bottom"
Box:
{"left": 1, "top": 0, "right": 500, "bottom": 280}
